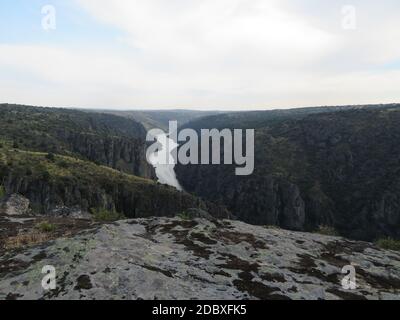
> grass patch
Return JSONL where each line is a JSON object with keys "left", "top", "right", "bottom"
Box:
{"left": 35, "top": 221, "right": 57, "bottom": 233}
{"left": 376, "top": 238, "right": 400, "bottom": 251}
{"left": 176, "top": 211, "right": 192, "bottom": 220}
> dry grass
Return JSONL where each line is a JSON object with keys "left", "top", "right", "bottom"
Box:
{"left": 3, "top": 232, "right": 52, "bottom": 250}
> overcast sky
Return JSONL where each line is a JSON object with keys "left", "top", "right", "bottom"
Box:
{"left": 1, "top": 0, "right": 400, "bottom": 110}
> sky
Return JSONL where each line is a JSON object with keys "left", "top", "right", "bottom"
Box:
{"left": 0, "top": 0, "right": 400, "bottom": 110}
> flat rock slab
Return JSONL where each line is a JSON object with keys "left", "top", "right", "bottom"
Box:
{"left": 0, "top": 218, "right": 399, "bottom": 300}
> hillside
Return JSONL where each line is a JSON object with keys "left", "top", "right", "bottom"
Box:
{"left": 180, "top": 104, "right": 398, "bottom": 131}
{"left": 0, "top": 142, "right": 228, "bottom": 219}
{"left": 0, "top": 104, "right": 153, "bottom": 178}
{"left": 176, "top": 104, "right": 400, "bottom": 241}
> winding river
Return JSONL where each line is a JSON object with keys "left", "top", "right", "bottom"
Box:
{"left": 148, "top": 133, "right": 183, "bottom": 191}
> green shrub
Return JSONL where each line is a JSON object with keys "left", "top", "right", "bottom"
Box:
{"left": 315, "top": 225, "right": 338, "bottom": 236}
{"left": 41, "top": 171, "right": 51, "bottom": 181}
{"left": 91, "top": 208, "right": 124, "bottom": 222}
{"left": 46, "top": 153, "right": 56, "bottom": 162}
{"left": 177, "top": 211, "right": 192, "bottom": 220}
{"left": 376, "top": 238, "right": 400, "bottom": 251}
{"left": 35, "top": 221, "right": 56, "bottom": 233}
{"left": 57, "top": 160, "right": 69, "bottom": 168}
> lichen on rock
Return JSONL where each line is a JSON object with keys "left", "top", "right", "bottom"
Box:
{"left": 0, "top": 217, "right": 399, "bottom": 300}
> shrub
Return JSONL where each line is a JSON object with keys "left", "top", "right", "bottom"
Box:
{"left": 315, "top": 225, "right": 338, "bottom": 236}
{"left": 46, "top": 153, "right": 56, "bottom": 162}
{"left": 177, "top": 211, "right": 192, "bottom": 220}
{"left": 376, "top": 238, "right": 400, "bottom": 251}
{"left": 41, "top": 171, "right": 51, "bottom": 181}
{"left": 58, "top": 160, "right": 69, "bottom": 168}
{"left": 35, "top": 221, "right": 57, "bottom": 233}
{"left": 91, "top": 208, "right": 124, "bottom": 222}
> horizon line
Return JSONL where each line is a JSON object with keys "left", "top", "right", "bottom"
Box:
{"left": 1, "top": 101, "right": 400, "bottom": 113}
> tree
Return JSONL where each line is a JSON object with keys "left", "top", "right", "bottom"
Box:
{"left": 46, "top": 153, "right": 55, "bottom": 162}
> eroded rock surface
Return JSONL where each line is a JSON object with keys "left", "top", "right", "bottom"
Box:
{"left": 0, "top": 218, "right": 399, "bottom": 300}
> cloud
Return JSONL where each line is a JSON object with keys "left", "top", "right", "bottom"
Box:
{"left": 0, "top": 0, "right": 400, "bottom": 109}
{"left": 76, "top": 0, "right": 336, "bottom": 67}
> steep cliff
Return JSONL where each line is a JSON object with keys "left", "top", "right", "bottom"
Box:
{"left": 176, "top": 104, "right": 400, "bottom": 241}
{"left": 0, "top": 146, "right": 229, "bottom": 219}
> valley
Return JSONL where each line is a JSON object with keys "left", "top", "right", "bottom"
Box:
{"left": 176, "top": 104, "right": 400, "bottom": 241}
{"left": 1, "top": 103, "right": 400, "bottom": 300}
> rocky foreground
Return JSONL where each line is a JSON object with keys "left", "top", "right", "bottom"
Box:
{"left": 1, "top": 217, "right": 400, "bottom": 300}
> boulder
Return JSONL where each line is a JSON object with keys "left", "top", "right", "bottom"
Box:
{"left": 1, "top": 194, "right": 30, "bottom": 216}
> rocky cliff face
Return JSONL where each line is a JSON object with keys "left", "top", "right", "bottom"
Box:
{"left": 178, "top": 171, "right": 308, "bottom": 230}
{"left": 1, "top": 171, "right": 228, "bottom": 220}
{"left": 177, "top": 105, "right": 400, "bottom": 241}
{"left": 0, "top": 148, "right": 229, "bottom": 220}
{"left": 1, "top": 217, "right": 399, "bottom": 300}
{"left": 55, "top": 130, "right": 154, "bottom": 179}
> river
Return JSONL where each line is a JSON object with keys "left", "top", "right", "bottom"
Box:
{"left": 147, "top": 133, "right": 183, "bottom": 191}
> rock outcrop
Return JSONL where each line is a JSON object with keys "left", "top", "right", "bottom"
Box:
{"left": 1, "top": 218, "right": 399, "bottom": 300}
{"left": 0, "top": 147, "right": 230, "bottom": 220}
{"left": 0, "top": 194, "right": 30, "bottom": 216}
